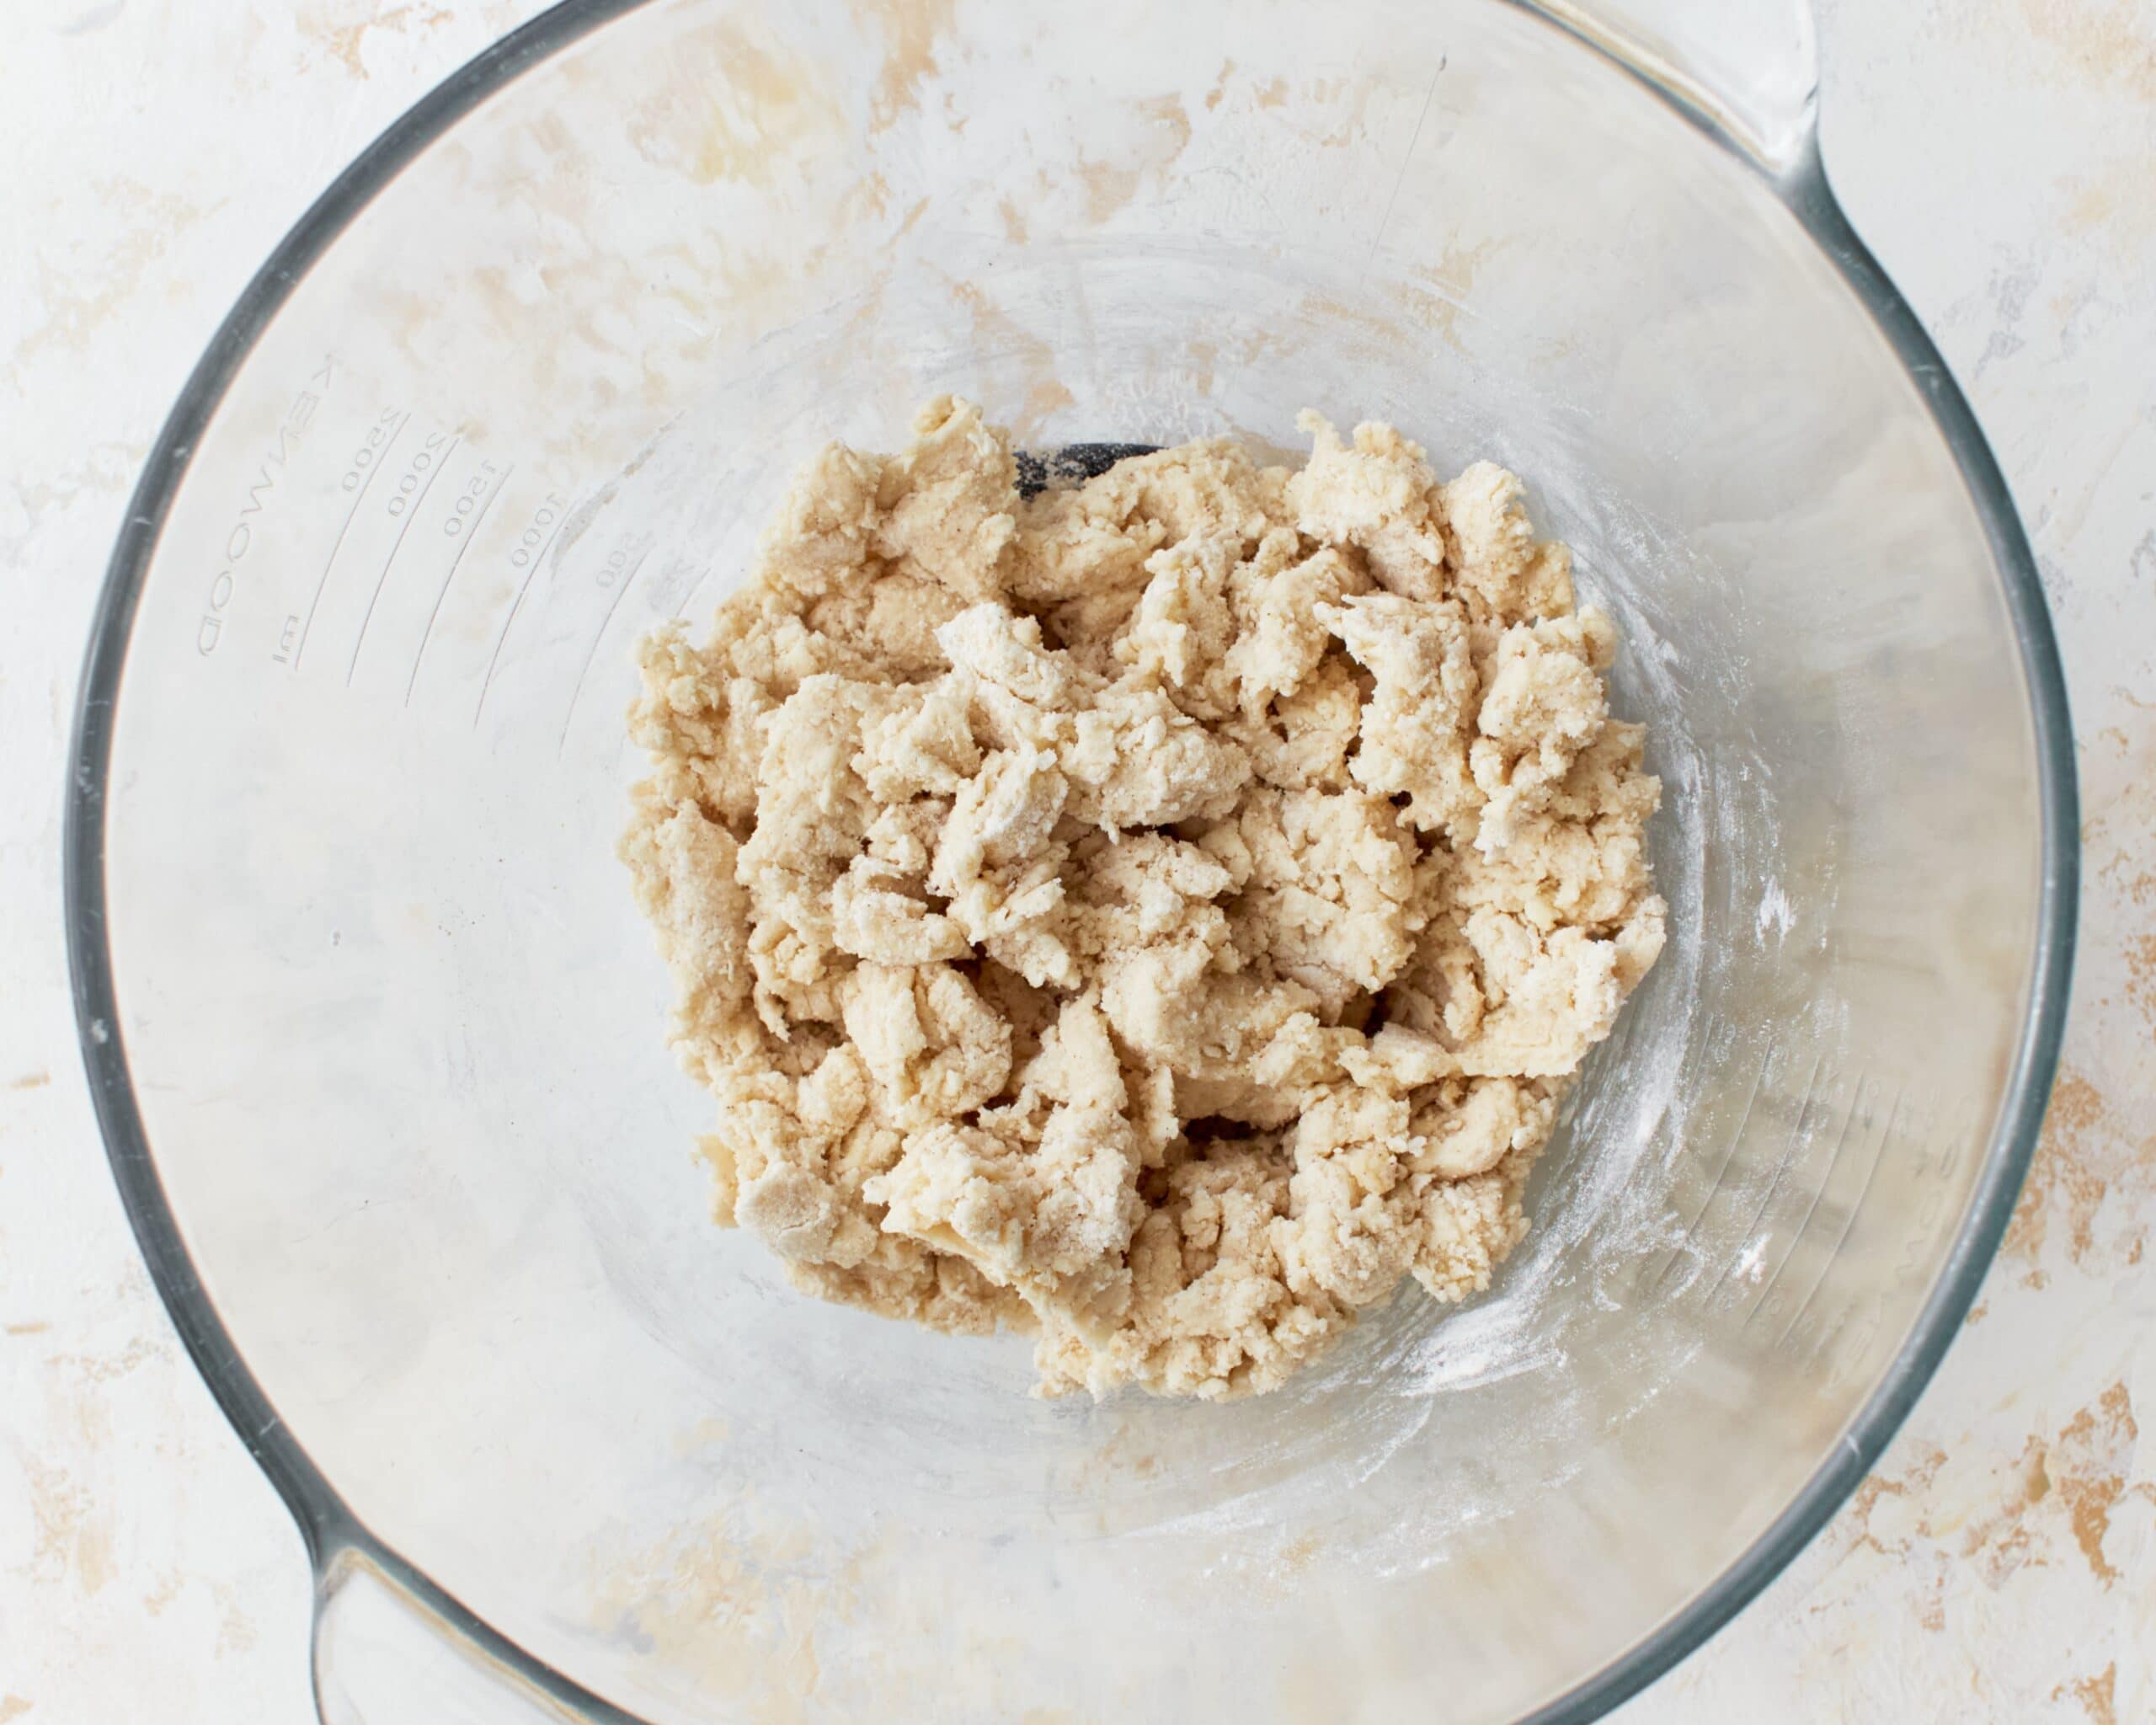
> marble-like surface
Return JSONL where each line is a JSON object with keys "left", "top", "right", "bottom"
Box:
{"left": 2, "top": 2, "right": 2150, "bottom": 1720}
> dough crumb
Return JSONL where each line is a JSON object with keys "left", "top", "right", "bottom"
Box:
{"left": 625, "top": 399, "right": 1665, "bottom": 1399}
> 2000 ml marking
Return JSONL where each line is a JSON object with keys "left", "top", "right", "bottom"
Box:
{"left": 197, "top": 355, "right": 334, "bottom": 657}
{"left": 346, "top": 430, "right": 459, "bottom": 683}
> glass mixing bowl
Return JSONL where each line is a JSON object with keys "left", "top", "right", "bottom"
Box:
{"left": 67, "top": 1, "right": 2076, "bottom": 1720}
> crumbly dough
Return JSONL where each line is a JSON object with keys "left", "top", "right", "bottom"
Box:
{"left": 624, "top": 398, "right": 1666, "bottom": 1399}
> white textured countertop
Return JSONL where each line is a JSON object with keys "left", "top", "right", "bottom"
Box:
{"left": 3, "top": 3, "right": 2151, "bottom": 1720}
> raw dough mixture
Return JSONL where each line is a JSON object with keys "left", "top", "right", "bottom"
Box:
{"left": 624, "top": 399, "right": 1666, "bottom": 1398}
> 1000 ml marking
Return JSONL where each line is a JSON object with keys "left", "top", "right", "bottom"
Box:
{"left": 509, "top": 496, "right": 565, "bottom": 569}
{"left": 199, "top": 355, "right": 334, "bottom": 657}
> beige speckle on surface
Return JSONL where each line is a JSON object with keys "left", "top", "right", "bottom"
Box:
{"left": 3, "top": 1, "right": 2153, "bottom": 1720}
{"left": 851, "top": 0, "right": 956, "bottom": 134}
{"left": 2017, "top": 0, "right": 2156, "bottom": 101}
{"left": 2056, "top": 1662, "right": 2120, "bottom": 1725}
{"left": 299, "top": 2, "right": 456, "bottom": 82}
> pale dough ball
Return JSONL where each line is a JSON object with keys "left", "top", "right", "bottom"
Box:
{"left": 623, "top": 398, "right": 1666, "bottom": 1399}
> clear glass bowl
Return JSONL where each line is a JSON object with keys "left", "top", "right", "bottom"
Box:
{"left": 67, "top": 2, "right": 2076, "bottom": 1721}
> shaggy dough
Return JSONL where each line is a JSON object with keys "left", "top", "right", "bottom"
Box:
{"left": 624, "top": 398, "right": 1666, "bottom": 1399}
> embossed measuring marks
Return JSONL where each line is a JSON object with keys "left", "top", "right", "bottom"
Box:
{"left": 555, "top": 533, "right": 654, "bottom": 752}
{"left": 291, "top": 407, "right": 409, "bottom": 670}
{"left": 221, "top": 371, "right": 595, "bottom": 735}
{"left": 406, "top": 458, "right": 515, "bottom": 705}
{"left": 345, "top": 429, "right": 463, "bottom": 685}
{"left": 472, "top": 496, "right": 568, "bottom": 727}
{"left": 220, "top": 392, "right": 1173, "bottom": 754}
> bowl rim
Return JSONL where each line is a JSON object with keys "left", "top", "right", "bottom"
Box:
{"left": 62, "top": 3, "right": 2079, "bottom": 1720}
